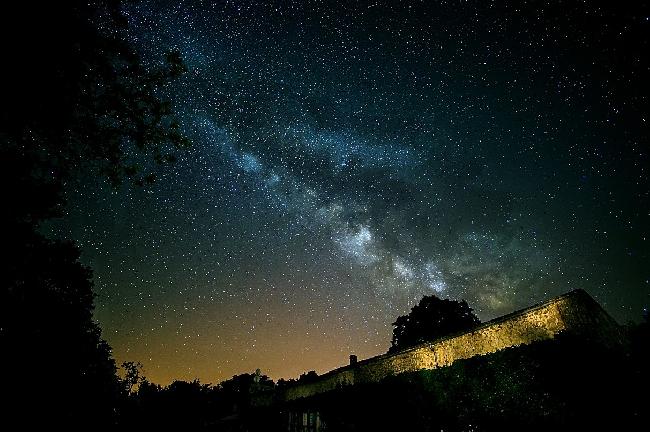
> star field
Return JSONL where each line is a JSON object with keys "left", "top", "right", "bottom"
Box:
{"left": 48, "top": 0, "right": 648, "bottom": 384}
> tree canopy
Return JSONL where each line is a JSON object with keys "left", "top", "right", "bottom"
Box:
{"left": 1, "top": 1, "right": 189, "bottom": 429}
{"left": 389, "top": 295, "right": 481, "bottom": 353}
{"left": 1, "top": 0, "right": 189, "bottom": 201}
{"left": 2, "top": 228, "right": 122, "bottom": 428}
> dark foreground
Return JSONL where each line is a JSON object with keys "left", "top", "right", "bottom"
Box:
{"left": 118, "top": 330, "right": 648, "bottom": 432}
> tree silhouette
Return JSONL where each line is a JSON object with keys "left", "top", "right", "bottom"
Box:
{"left": 1, "top": 1, "right": 189, "bottom": 191}
{"left": 1, "top": 1, "right": 189, "bottom": 429}
{"left": 1, "top": 229, "right": 122, "bottom": 428}
{"left": 121, "top": 361, "right": 146, "bottom": 395}
{"left": 389, "top": 295, "right": 481, "bottom": 353}
{"left": 298, "top": 370, "right": 320, "bottom": 383}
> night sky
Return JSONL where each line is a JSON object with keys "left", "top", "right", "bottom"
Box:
{"left": 47, "top": 0, "right": 649, "bottom": 385}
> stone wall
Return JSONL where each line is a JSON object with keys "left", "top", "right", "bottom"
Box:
{"left": 284, "top": 289, "right": 621, "bottom": 401}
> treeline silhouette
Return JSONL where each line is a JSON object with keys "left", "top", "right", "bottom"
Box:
{"left": 113, "top": 325, "right": 649, "bottom": 432}
{"left": 116, "top": 367, "right": 331, "bottom": 431}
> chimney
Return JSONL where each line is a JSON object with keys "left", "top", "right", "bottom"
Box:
{"left": 349, "top": 354, "right": 357, "bottom": 365}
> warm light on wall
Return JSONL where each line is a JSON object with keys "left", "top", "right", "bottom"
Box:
{"left": 285, "top": 289, "right": 621, "bottom": 401}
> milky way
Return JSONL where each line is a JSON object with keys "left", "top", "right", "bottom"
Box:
{"left": 48, "top": 1, "right": 648, "bottom": 384}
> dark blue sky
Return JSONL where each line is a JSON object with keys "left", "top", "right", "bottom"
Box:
{"left": 49, "top": 0, "right": 648, "bottom": 384}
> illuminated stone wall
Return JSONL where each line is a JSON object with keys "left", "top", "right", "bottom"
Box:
{"left": 284, "top": 289, "right": 621, "bottom": 401}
